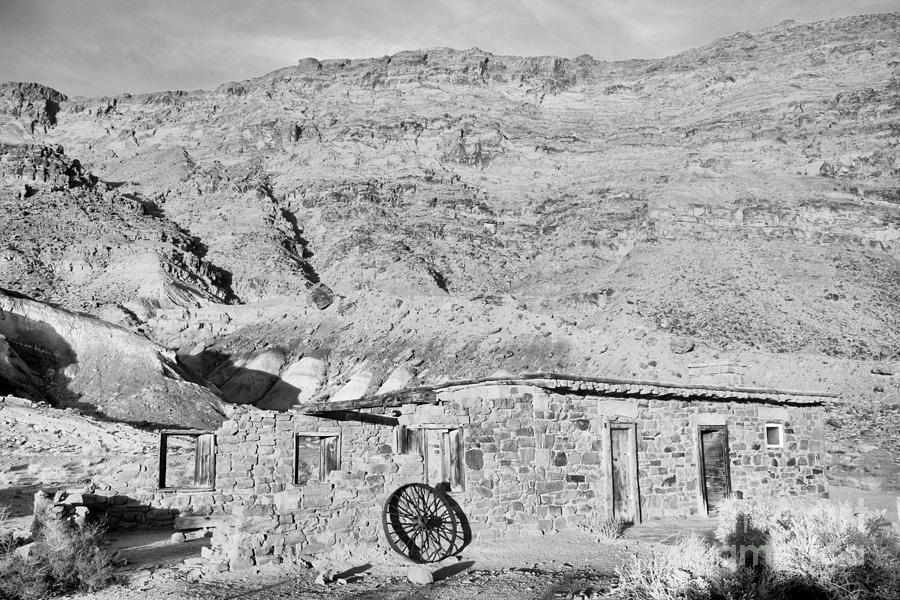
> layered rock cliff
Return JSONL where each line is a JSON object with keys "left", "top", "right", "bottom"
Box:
{"left": 0, "top": 14, "right": 898, "bottom": 485}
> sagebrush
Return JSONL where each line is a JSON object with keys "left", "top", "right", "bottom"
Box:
{"left": 0, "top": 513, "right": 117, "bottom": 600}
{"left": 608, "top": 500, "right": 900, "bottom": 600}
{"left": 611, "top": 534, "right": 727, "bottom": 600}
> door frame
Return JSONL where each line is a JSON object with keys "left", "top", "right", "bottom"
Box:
{"left": 603, "top": 421, "right": 642, "bottom": 524}
{"left": 696, "top": 425, "right": 732, "bottom": 515}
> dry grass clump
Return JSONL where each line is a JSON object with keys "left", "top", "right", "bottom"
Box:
{"left": 0, "top": 513, "right": 117, "bottom": 600}
{"left": 608, "top": 500, "right": 900, "bottom": 600}
{"left": 596, "top": 515, "right": 630, "bottom": 540}
{"left": 610, "top": 534, "right": 727, "bottom": 600}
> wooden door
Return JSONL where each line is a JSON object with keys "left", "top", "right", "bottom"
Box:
{"left": 610, "top": 425, "right": 639, "bottom": 522}
{"left": 699, "top": 427, "right": 731, "bottom": 514}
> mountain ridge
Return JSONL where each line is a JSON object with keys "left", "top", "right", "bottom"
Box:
{"left": 0, "top": 12, "right": 898, "bottom": 487}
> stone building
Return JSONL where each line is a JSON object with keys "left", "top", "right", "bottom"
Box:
{"left": 141, "top": 373, "right": 829, "bottom": 570}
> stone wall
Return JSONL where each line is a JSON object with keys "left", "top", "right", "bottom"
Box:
{"left": 199, "top": 383, "right": 826, "bottom": 570}
{"left": 40, "top": 445, "right": 225, "bottom": 530}
{"left": 207, "top": 409, "right": 419, "bottom": 571}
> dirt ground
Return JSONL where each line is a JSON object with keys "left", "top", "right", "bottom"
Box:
{"left": 28, "top": 487, "right": 900, "bottom": 600}
{"left": 53, "top": 529, "right": 634, "bottom": 600}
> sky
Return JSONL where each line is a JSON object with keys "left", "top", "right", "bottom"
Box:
{"left": 0, "top": 0, "right": 896, "bottom": 97}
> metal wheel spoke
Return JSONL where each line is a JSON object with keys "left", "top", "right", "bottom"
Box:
{"left": 382, "top": 483, "right": 461, "bottom": 563}
{"left": 394, "top": 505, "right": 420, "bottom": 521}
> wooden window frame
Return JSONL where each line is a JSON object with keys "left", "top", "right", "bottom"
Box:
{"left": 764, "top": 423, "right": 784, "bottom": 449}
{"left": 396, "top": 424, "right": 426, "bottom": 456}
{"left": 397, "top": 424, "right": 464, "bottom": 492}
{"left": 158, "top": 430, "right": 216, "bottom": 491}
{"left": 293, "top": 432, "right": 341, "bottom": 485}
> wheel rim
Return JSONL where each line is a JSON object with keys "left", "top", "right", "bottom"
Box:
{"left": 382, "top": 483, "right": 459, "bottom": 563}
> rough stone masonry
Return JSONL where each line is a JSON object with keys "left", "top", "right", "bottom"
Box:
{"left": 189, "top": 375, "right": 828, "bottom": 571}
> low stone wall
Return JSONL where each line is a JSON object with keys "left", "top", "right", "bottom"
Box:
{"left": 44, "top": 454, "right": 228, "bottom": 530}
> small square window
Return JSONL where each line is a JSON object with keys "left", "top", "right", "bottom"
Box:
{"left": 294, "top": 434, "right": 340, "bottom": 485}
{"left": 158, "top": 431, "right": 216, "bottom": 490}
{"left": 765, "top": 423, "right": 784, "bottom": 449}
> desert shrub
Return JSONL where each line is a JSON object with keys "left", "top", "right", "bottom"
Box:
{"left": 609, "top": 534, "right": 727, "bottom": 600}
{"left": 766, "top": 502, "right": 900, "bottom": 600}
{"left": 0, "top": 506, "right": 10, "bottom": 550}
{"left": 0, "top": 517, "right": 116, "bottom": 600}
{"left": 608, "top": 501, "right": 900, "bottom": 600}
{"left": 596, "top": 515, "right": 630, "bottom": 540}
{"left": 717, "top": 498, "right": 900, "bottom": 600}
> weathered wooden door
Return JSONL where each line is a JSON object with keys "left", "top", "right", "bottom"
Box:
{"left": 699, "top": 427, "right": 731, "bottom": 514}
{"left": 610, "top": 425, "right": 639, "bottom": 522}
{"left": 423, "top": 428, "right": 464, "bottom": 492}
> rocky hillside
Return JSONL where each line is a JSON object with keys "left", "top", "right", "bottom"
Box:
{"left": 0, "top": 291, "right": 225, "bottom": 428}
{"left": 0, "top": 14, "right": 898, "bottom": 486}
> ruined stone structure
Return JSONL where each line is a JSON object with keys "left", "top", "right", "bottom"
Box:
{"left": 188, "top": 374, "right": 826, "bottom": 570}
{"left": 64, "top": 373, "right": 829, "bottom": 570}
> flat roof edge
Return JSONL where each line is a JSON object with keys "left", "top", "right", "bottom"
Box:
{"left": 299, "top": 372, "right": 834, "bottom": 414}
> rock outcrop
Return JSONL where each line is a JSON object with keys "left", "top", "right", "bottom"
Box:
{"left": 218, "top": 347, "right": 287, "bottom": 404}
{"left": 257, "top": 355, "right": 327, "bottom": 410}
{"left": 0, "top": 82, "right": 66, "bottom": 137}
{"left": 0, "top": 290, "right": 225, "bottom": 428}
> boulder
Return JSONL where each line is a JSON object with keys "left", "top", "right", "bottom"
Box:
{"left": 670, "top": 336, "right": 695, "bottom": 354}
{"left": 407, "top": 565, "right": 433, "bottom": 585}
{"left": 871, "top": 364, "right": 897, "bottom": 376}
{"left": 207, "top": 352, "right": 254, "bottom": 387}
{"left": 309, "top": 283, "right": 335, "bottom": 310}
{"left": 256, "top": 355, "right": 327, "bottom": 410}
{"left": 14, "top": 542, "right": 34, "bottom": 560}
{"left": 330, "top": 370, "right": 373, "bottom": 402}
{"left": 375, "top": 366, "right": 414, "bottom": 395}
{"left": 219, "top": 348, "right": 287, "bottom": 404}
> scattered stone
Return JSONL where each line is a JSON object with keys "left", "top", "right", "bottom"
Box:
{"left": 670, "top": 336, "right": 695, "bottom": 354}
{"left": 13, "top": 542, "right": 34, "bottom": 559}
{"left": 871, "top": 364, "right": 897, "bottom": 376}
{"left": 407, "top": 564, "right": 433, "bottom": 585}
{"left": 170, "top": 531, "right": 186, "bottom": 544}
{"left": 314, "top": 569, "right": 334, "bottom": 586}
{"left": 309, "top": 283, "right": 335, "bottom": 310}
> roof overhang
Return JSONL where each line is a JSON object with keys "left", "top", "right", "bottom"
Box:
{"left": 298, "top": 372, "right": 833, "bottom": 415}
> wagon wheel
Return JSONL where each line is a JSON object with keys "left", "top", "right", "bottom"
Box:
{"left": 382, "top": 483, "right": 459, "bottom": 563}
